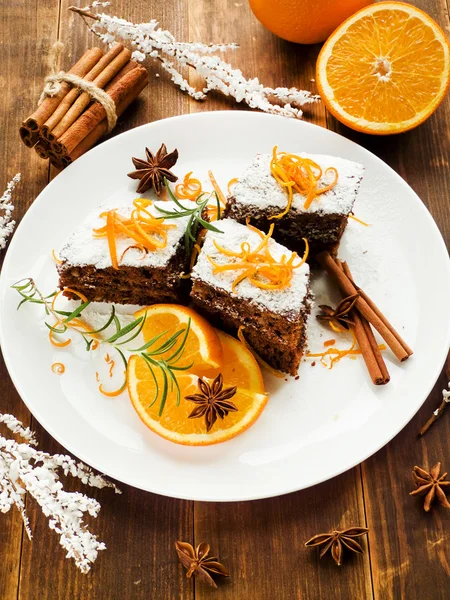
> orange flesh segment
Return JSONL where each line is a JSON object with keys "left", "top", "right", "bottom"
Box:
{"left": 197, "top": 329, "right": 265, "bottom": 393}
{"left": 134, "top": 305, "right": 222, "bottom": 371}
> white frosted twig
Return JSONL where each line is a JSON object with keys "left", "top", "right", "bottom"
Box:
{"left": 0, "top": 173, "right": 20, "bottom": 251}
{"left": 0, "top": 412, "right": 120, "bottom": 573}
{"left": 69, "top": 4, "right": 319, "bottom": 118}
{"left": 419, "top": 381, "right": 450, "bottom": 436}
{"left": 0, "top": 413, "right": 37, "bottom": 445}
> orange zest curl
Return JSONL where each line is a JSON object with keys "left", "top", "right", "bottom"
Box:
{"left": 93, "top": 198, "right": 175, "bottom": 270}
{"left": 63, "top": 287, "right": 88, "bottom": 303}
{"left": 307, "top": 332, "right": 387, "bottom": 369}
{"left": 190, "top": 243, "right": 202, "bottom": 272}
{"left": 52, "top": 287, "right": 87, "bottom": 312}
{"left": 49, "top": 329, "right": 71, "bottom": 347}
{"left": 119, "top": 244, "right": 148, "bottom": 264}
{"left": 237, "top": 327, "right": 285, "bottom": 378}
{"left": 104, "top": 353, "right": 115, "bottom": 378}
{"left": 208, "top": 223, "right": 309, "bottom": 292}
{"left": 51, "top": 249, "right": 62, "bottom": 265}
{"left": 329, "top": 320, "right": 347, "bottom": 334}
{"left": 51, "top": 362, "right": 65, "bottom": 374}
{"left": 349, "top": 214, "right": 370, "bottom": 227}
{"left": 208, "top": 171, "right": 227, "bottom": 207}
{"left": 269, "top": 146, "right": 339, "bottom": 218}
{"left": 206, "top": 171, "right": 227, "bottom": 222}
{"left": 205, "top": 203, "right": 220, "bottom": 223}
{"left": 227, "top": 177, "right": 239, "bottom": 195}
{"left": 176, "top": 171, "right": 202, "bottom": 200}
{"left": 98, "top": 375, "right": 127, "bottom": 397}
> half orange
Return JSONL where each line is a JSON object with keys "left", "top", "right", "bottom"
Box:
{"left": 316, "top": 2, "right": 450, "bottom": 134}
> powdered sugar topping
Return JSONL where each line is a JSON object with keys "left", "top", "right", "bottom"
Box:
{"left": 232, "top": 153, "right": 364, "bottom": 215}
{"left": 59, "top": 200, "right": 190, "bottom": 269}
{"left": 191, "top": 219, "right": 310, "bottom": 318}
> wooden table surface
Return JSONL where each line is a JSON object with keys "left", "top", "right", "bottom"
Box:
{"left": 1, "top": 1, "right": 449, "bottom": 598}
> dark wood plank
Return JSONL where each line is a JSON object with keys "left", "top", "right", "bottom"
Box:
{"left": 325, "top": 1, "right": 450, "bottom": 598}
{"left": 361, "top": 358, "right": 450, "bottom": 600}
{"left": 0, "top": 1, "right": 60, "bottom": 598}
{"left": 18, "top": 426, "right": 194, "bottom": 600}
{"left": 0, "top": 351, "right": 31, "bottom": 600}
{"left": 193, "top": 472, "right": 372, "bottom": 600}
{"left": 14, "top": 2, "right": 193, "bottom": 599}
{"left": 187, "top": 0, "right": 324, "bottom": 126}
{"left": 188, "top": 2, "right": 372, "bottom": 598}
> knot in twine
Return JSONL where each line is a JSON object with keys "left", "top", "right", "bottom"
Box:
{"left": 38, "top": 41, "right": 117, "bottom": 132}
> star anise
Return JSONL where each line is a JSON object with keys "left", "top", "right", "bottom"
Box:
{"left": 175, "top": 541, "right": 230, "bottom": 588}
{"left": 410, "top": 462, "right": 450, "bottom": 512}
{"left": 185, "top": 373, "right": 238, "bottom": 432}
{"left": 316, "top": 293, "right": 359, "bottom": 330}
{"left": 127, "top": 143, "right": 178, "bottom": 194}
{"left": 305, "top": 526, "right": 369, "bottom": 566}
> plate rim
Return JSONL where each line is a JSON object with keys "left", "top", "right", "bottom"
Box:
{"left": 1, "top": 110, "right": 449, "bottom": 502}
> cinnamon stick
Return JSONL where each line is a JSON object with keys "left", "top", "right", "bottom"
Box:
{"left": 48, "top": 60, "right": 139, "bottom": 164}
{"left": 42, "top": 43, "right": 125, "bottom": 141}
{"left": 351, "top": 282, "right": 413, "bottom": 357}
{"left": 19, "top": 47, "right": 103, "bottom": 148}
{"left": 50, "top": 46, "right": 132, "bottom": 140}
{"left": 52, "top": 65, "right": 149, "bottom": 166}
{"left": 34, "top": 139, "right": 51, "bottom": 160}
{"left": 338, "top": 260, "right": 390, "bottom": 384}
{"left": 317, "top": 251, "right": 412, "bottom": 362}
{"left": 58, "top": 65, "right": 149, "bottom": 156}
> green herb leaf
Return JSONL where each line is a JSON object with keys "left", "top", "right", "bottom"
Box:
{"left": 13, "top": 278, "right": 194, "bottom": 418}
{"left": 156, "top": 178, "right": 224, "bottom": 256}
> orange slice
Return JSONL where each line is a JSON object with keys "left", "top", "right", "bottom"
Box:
{"left": 127, "top": 330, "right": 267, "bottom": 445}
{"left": 134, "top": 304, "right": 222, "bottom": 371}
{"left": 195, "top": 329, "right": 265, "bottom": 393}
{"left": 316, "top": 2, "right": 450, "bottom": 134}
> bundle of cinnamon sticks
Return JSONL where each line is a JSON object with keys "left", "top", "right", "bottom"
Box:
{"left": 317, "top": 251, "right": 413, "bottom": 385}
{"left": 20, "top": 44, "right": 149, "bottom": 168}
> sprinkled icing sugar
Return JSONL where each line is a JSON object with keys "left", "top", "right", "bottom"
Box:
{"left": 232, "top": 153, "right": 365, "bottom": 215}
{"left": 191, "top": 219, "right": 310, "bottom": 318}
{"left": 59, "top": 200, "right": 190, "bottom": 270}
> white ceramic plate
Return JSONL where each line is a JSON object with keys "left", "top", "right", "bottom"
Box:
{"left": 1, "top": 112, "right": 449, "bottom": 502}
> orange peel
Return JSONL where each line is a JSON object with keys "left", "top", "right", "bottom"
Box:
{"left": 270, "top": 146, "right": 338, "bottom": 217}
{"left": 93, "top": 198, "right": 175, "bottom": 270}
{"left": 208, "top": 222, "right": 308, "bottom": 291}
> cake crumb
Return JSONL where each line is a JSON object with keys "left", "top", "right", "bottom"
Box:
{"left": 295, "top": 375, "right": 300, "bottom": 380}
{"left": 311, "top": 361, "right": 316, "bottom": 367}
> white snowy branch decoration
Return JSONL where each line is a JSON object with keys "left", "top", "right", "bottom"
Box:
{"left": 0, "top": 412, "right": 120, "bottom": 573}
{"left": 0, "top": 174, "right": 20, "bottom": 251}
{"left": 70, "top": 3, "right": 319, "bottom": 118}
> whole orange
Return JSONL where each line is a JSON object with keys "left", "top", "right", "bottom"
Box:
{"left": 248, "top": 0, "right": 374, "bottom": 44}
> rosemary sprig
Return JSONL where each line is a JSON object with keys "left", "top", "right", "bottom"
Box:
{"left": 155, "top": 178, "right": 223, "bottom": 256}
{"left": 12, "top": 278, "right": 192, "bottom": 415}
